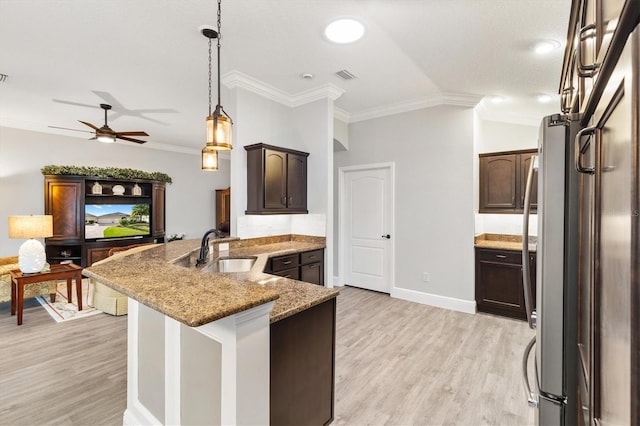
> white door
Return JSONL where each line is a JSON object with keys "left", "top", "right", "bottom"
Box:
{"left": 340, "top": 164, "right": 393, "bottom": 293}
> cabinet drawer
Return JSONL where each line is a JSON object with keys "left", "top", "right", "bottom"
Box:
{"left": 271, "top": 254, "right": 299, "bottom": 272}
{"left": 477, "top": 249, "right": 522, "bottom": 264}
{"left": 273, "top": 267, "right": 300, "bottom": 280}
{"left": 300, "top": 249, "right": 323, "bottom": 265}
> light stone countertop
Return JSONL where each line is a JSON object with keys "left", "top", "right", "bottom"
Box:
{"left": 83, "top": 237, "right": 338, "bottom": 327}
{"left": 474, "top": 233, "right": 537, "bottom": 252}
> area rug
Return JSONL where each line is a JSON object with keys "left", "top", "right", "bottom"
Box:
{"left": 35, "top": 279, "right": 102, "bottom": 323}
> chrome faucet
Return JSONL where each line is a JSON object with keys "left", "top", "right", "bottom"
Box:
{"left": 196, "top": 228, "right": 224, "bottom": 266}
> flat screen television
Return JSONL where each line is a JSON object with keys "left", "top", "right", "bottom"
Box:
{"left": 85, "top": 203, "right": 151, "bottom": 240}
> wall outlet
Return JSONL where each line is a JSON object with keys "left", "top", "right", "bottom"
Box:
{"left": 422, "top": 272, "right": 431, "bottom": 282}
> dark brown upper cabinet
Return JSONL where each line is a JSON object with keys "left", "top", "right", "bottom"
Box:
{"left": 479, "top": 149, "right": 537, "bottom": 214}
{"left": 245, "top": 143, "right": 309, "bottom": 214}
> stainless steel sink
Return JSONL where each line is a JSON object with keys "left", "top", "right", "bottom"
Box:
{"left": 203, "top": 257, "right": 257, "bottom": 273}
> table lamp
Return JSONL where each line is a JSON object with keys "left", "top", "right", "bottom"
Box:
{"left": 8, "top": 215, "right": 53, "bottom": 273}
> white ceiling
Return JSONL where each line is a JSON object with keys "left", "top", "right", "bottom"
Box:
{"left": 0, "top": 0, "right": 570, "bottom": 153}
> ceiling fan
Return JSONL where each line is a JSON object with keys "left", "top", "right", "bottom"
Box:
{"left": 49, "top": 104, "right": 149, "bottom": 144}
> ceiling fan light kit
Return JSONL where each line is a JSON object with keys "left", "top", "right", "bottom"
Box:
{"left": 51, "top": 103, "right": 149, "bottom": 144}
{"left": 201, "top": 0, "right": 233, "bottom": 171}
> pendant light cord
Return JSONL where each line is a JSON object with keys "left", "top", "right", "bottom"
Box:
{"left": 217, "top": 0, "right": 222, "bottom": 109}
{"left": 208, "top": 36, "right": 212, "bottom": 117}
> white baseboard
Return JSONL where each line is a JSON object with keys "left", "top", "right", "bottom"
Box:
{"left": 391, "top": 286, "right": 476, "bottom": 314}
{"left": 333, "top": 276, "right": 344, "bottom": 287}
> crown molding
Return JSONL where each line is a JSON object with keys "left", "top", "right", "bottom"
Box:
{"left": 0, "top": 121, "right": 232, "bottom": 158}
{"left": 474, "top": 101, "right": 544, "bottom": 127}
{"left": 290, "top": 84, "right": 345, "bottom": 106}
{"left": 220, "top": 70, "right": 544, "bottom": 127}
{"left": 333, "top": 107, "right": 350, "bottom": 123}
{"left": 222, "top": 71, "right": 291, "bottom": 106}
{"left": 222, "top": 71, "right": 345, "bottom": 108}
{"left": 348, "top": 92, "right": 484, "bottom": 123}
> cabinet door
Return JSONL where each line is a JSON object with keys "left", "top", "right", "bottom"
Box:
{"left": 264, "top": 149, "right": 287, "bottom": 209}
{"left": 286, "top": 153, "right": 307, "bottom": 211}
{"left": 520, "top": 152, "right": 538, "bottom": 212}
{"left": 479, "top": 154, "right": 517, "bottom": 211}
{"left": 45, "top": 178, "right": 83, "bottom": 241}
{"left": 86, "top": 247, "right": 111, "bottom": 266}
{"left": 300, "top": 263, "right": 322, "bottom": 285}
{"left": 151, "top": 182, "right": 165, "bottom": 238}
{"left": 475, "top": 249, "right": 526, "bottom": 321}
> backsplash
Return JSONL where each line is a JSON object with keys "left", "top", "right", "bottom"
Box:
{"left": 475, "top": 213, "right": 538, "bottom": 237}
{"left": 237, "top": 214, "right": 326, "bottom": 239}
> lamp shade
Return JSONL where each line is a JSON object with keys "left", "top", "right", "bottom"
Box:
{"left": 8, "top": 215, "right": 53, "bottom": 273}
{"left": 202, "top": 145, "right": 219, "bottom": 171}
{"left": 8, "top": 215, "right": 53, "bottom": 239}
{"left": 206, "top": 114, "right": 233, "bottom": 150}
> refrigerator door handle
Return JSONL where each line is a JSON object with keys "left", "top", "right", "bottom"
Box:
{"left": 575, "top": 126, "right": 597, "bottom": 174}
{"left": 522, "top": 156, "right": 537, "bottom": 330}
{"left": 522, "top": 335, "right": 539, "bottom": 407}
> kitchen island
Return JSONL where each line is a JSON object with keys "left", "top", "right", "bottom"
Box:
{"left": 83, "top": 235, "right": 338, "bottom": 426}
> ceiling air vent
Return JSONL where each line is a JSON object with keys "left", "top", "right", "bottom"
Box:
{"left": 335, "top": 69, "right": 357, "bottom": 80}
{"left": 0, "top": 73, "right": 8, "bottom": 83}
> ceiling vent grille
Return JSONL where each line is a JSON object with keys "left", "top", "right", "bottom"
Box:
{"left": 335, "top": 69, "right": 357, "bottom": 80}
{"left": 0, "top": 73, "right": 8, "bottom": 83}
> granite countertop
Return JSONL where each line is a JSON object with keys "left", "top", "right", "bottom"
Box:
{"left": 83, "top": 236, "right": 338, "bottom": 327}
{"left": 474, "top": 233, "right": 537, "bottom": 252}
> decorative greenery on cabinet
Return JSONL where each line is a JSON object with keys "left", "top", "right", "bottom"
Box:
{"left": 40, "top": 165, "right": 172, "bottom": 184}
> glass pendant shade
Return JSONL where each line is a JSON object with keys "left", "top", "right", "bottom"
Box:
{"left": 202, "top": 144, "right": 219, "bottom": 171}
{"left": 206, "top": 114, "right": 233, "bottom": 150}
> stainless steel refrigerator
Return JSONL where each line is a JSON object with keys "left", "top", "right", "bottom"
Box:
{"left": 521, "top": 114, "right": 582, "bottom": 425}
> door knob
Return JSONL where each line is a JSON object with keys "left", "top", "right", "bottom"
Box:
{"left": 382, "top": 234, "right": 391, "bottom": 239}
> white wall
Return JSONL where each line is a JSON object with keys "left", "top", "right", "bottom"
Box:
{"left": 226, "top": 88, "right": 334, "bottom": 280}
{"left": 335, "top": 105, "right": 475, "bottom": 303}
{"left": 0, "top": 126, "right": 230, "bottom": 256}
{"left": 228, "top": 88, "right": 294, "bottom": 237}
{"left": 473, "top": 118, "right": 539, "bottom": 236}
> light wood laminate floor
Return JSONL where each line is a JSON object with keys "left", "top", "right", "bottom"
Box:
{"left": 0, "top": 287, "right": 535, "bottom": 425}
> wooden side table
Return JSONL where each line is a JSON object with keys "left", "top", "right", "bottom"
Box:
{"left": 10, "top": 263, "right": 83, "bottom": 325}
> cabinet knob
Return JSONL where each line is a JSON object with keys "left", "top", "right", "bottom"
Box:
{"left": 382, "top": 234, "right": 391, "bottom": 239}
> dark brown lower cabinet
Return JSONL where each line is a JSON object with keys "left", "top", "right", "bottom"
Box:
{"left": 270, "top": 298, "right": 336, "bottom": 426}
{"left": 267, "top": 249, "right": 324, "bottom": 285}
{"left": 475, "top": 247, "right": 536, "bottom": 321}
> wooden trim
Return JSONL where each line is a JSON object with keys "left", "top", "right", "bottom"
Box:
{"left": 244, "top": 142, "right": 309, "bottom": 157}
{"left": 478, "top": 148, "right": 536, "bottom": 158}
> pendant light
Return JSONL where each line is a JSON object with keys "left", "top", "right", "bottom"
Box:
{"left": 201, "top": 0, "right": 233, "bottom": 171}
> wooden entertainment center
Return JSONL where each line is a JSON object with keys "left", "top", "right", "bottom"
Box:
{"left": 44, "top": 174, "right": 166, "bottom": 267}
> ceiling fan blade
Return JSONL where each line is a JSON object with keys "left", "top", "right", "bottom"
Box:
{"left": 117, "top": 135, "right": 147, "bottom": 144}
{"left": 52, "top": 99, "right": 102, "bottom": 109}
{"left": 48, "top": 125, "right": 94, "bottom": 134}
{"left": 78, "top": 120, "right": 99, "bottom": 131}
{"left": 116, "top": 131, "right": 149, "bottom": 136}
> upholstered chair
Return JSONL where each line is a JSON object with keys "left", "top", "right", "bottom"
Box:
{"left": 87, "top": 244, "right": 155, "bottom": 316}
{"left": 0, "top": 256, "right": 58, "bottom": 304}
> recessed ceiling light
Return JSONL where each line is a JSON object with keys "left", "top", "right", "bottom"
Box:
{"left": 490, "top": 96, "right": 505, "bottom": 104}
{"left": 533, "top": 39, "right": 561, "bottom": 55}
{"left": 324, "top": 18, "right": 364, "bottom": 44}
